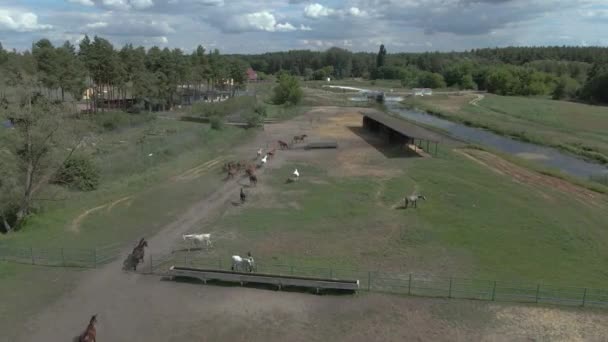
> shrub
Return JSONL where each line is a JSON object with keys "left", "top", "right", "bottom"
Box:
{"left": 209, "top": 115, "right": 223, "bottom": 130}
{"left": 53, "top": 155, "right": 100, "bottom": 191}
{"left": 272, "top": 74, "right": 303, "bottom": 105}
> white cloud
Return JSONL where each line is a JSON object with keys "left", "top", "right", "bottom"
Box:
{"left": 131, "top": 0, "right": 154, "bottom": 9}
{"left": 226, "top": 11, "right": 296, "bottom": 33}
{"left": 304, "top": 3, "right": 335, "bottom": 18}
{"left": 86, "top": 21, "right": 109, "bottom": 28}
{"left": 67, "top": 0, "right": 95, "bottom": 5}
{"left": 276, "top": 22, "right": 296, "bottom": 32}
{"left": 102, "top": 0, "right": 131, "bottom": 10}
{"left": 300, "top": 24, "right": 312, "bottom": 31}
{"left": 348, "top": 7, "right": 367, "bottom": 17}
{"left": 0, "top": 10, "right": 53, "bottom": 32}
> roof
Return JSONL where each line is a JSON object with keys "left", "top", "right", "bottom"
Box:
{"left": 360, "top": 110, "right": 443, "bottom": 143}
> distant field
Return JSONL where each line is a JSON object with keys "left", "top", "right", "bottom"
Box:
{"left": 402, "top": 94, "right": 608, "bottom": 164}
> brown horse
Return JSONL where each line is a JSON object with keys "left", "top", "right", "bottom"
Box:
{"left": 123, "top": 238, "right": 148, "bottom": 271}
{"left": 78, "top": 315, "right": 97, "bottom": 342}
{"left": 245, "top": 164, "right": 256, "bottom": 176}
{"left": 249, "top": 174, "right": 258, "bottom": 187}
{"left": 278, "top": 140, "right": 289, "bottom": 150}
{"left": 292, "top": 134, "right": 308, "bottom": 144}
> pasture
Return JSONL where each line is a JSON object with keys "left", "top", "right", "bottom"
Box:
{"left": 3, "top": 102, "right": 608, "bottom": 340}
{"left": 402, "top": 94, "right": 608, "bottom": 164}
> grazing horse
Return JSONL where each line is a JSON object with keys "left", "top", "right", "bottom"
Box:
{"left": 249, "top": 174, "right": 258, "bottom": 187}
{"left": 257, "top": 148, "right": 263, "bottom": 157}
{"left": 231, "top": 254, "right": 255, "bottom": 272}
{"left": 278, "top": 140, "right": 289, "bottom": 150}
{"left": 292, "top": 134, "right": 308, "bottom": 144}
{"left": 78, "top": 315, "right": 97, "bottom": 342}
{"left": 240, "top": 188, "right": 247, "bottom": 203}
{"left": 405, "top": 195, "right": 426, "bottom": 209}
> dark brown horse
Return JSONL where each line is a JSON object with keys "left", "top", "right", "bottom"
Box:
{"left": 292, "top": 134, "right": 308, "bottom": 144}
{"left": 78, "top": 315, "right": 97, "bottom": 342}
{"left": 123, "top": 238, "right": 148, "bottom": 271}
{"left": 278, "top": 140, "right": 289, "bottom": 150}
{"left": 245, "top": 164, "right": 256, "bottom": 176}
{"left": 249, "top": 174, "right": 258, "bottom": 187}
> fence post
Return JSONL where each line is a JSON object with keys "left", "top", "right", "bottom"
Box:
{"left": 408, "top": 273, "right": 412, "bottom": 295}
{"left": 31, "top": 247, "right": 34, "bottom": 265}
{"left": 491, "top": 281, "right": 497, "bottom": 301}
{"left": 61, "top": 248, "right": 65, "bottom": 267}
{"left": 582, "top": 288, "right": 588, "bottom": 307}
{"left": 184, "top": 252, "right": 188, "bottom": 265}
{"left": 535, "top": 284, "right": 541, "bottom": 304}
{"left": 367, "top": 271, "right": 372, "bottom": 291}
{"left": 448, "top": 277, "right": 453, "bottom": 298}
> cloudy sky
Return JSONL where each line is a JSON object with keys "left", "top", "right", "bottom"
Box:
{"left": 0, "top": 0, "right": 607, "bottom": 53}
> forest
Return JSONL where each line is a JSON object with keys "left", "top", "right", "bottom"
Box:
{"left": 235, "top": 45, "right": 608, "bottom": 103}
{"left": 2, "top": 37, "right": 608, "bottom": 108}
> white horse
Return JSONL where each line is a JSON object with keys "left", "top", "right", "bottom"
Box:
{"left": 257, "top": 148, "right": 263, "bottom": 157}
{"left": 231, "top": 255, "right": 255, "bottom": 272}
{"left": 261, "top": 154, "right": 268, "bottom": 165}
{"left": 405, "top": 195, "right": 426, "bottom": 209}
{"left": 293, "top": 169, "right": 299, "bottom": 178}
{"left": 182, "top": 233, "right": 212, "bottom": 250}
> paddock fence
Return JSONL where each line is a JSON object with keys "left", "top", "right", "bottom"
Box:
{"left": 0, "top": 243, "right": 123, "bottom": 268}
{"left": 2, "top": 245, "right": 608, "bottom": 309}
{"left": 146, "top": 252, "right": 608, "bottom": 309}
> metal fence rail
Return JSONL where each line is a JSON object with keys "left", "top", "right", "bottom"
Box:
{"left": 150, "top": 253, "right": 608, "bottom": 309}
{"left": 3, "top": 246, "right": 608, "bottom": 309}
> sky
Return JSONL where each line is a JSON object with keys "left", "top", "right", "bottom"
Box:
{"left": 0, "top": 0, "right": 607, "bottom": 53}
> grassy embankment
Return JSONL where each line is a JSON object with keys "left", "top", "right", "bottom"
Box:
{"left": 402, "top": 94, "right": 608, "bottom": 166}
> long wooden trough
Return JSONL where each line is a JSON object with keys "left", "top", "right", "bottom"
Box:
{"left": 168, "top": 266, "right": 359, "bottom": 292}
{"left": 305, "top": 141, "right": 338, "bottom": 150}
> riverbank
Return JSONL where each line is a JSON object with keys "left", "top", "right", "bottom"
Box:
{"left": 401, "top": 94, "right": 608, "bottom": 166}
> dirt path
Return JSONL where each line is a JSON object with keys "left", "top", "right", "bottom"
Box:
{"left": 469, "top": 94, "right": 484, "bottom": 107}
{"left": 456, "top": 148, "right": 604, "bottom": 207}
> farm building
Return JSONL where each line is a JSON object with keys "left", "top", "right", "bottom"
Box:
{"left": 360, "top": 111, "right": 440, "bottom": 155}
{"left": 246, "top": 68, "right": 258, "bottom": 82}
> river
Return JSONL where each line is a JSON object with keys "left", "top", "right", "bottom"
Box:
{"left": 383, "top": 101, "right": 608, "bottom": 180}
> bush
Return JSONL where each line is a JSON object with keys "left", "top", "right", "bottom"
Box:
{"left": 53, "top": 155, "right": 100, "bottom": 191}
{"left": 416, "top": 72, "right": 447, "bottom": 89}
{"left": 209, "top": 115, "right": 223, "bottom": 130}
{"left": 244, "top": 104, "right": 268, "bottom": 128}
{"left": 272, "top": 74, "right": 303, "bottom": 105}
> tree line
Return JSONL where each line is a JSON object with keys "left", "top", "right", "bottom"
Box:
{"left": 0, "top": 36, "right": 250, "bottom": 113}
{"left": 234, "top": 45, "right": 608, "bottom": 103}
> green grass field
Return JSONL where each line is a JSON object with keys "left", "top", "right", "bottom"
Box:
{"left": 402, "top": 94, "right": 608, "bottom": 164}
{"left": 193, "top": 141, "right": 608, "bottom": 287}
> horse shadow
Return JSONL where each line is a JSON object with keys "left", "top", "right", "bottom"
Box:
{"left": 231, "top": 201, "right": 244, "bottom": 207}
{"left": 172, "top": 247, "right": 206, "bottom": 253}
